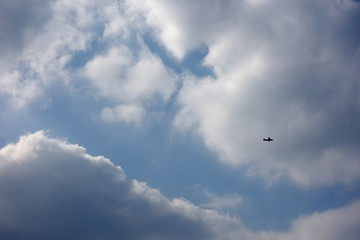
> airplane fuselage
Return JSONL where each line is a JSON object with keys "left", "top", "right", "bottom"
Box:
{"left": 263, "top": 137, "right": 274, "bottom": 142}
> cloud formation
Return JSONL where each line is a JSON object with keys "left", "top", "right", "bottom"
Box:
{"left": 1, "top": 0, "right": 359, "bottom": 186}
{"left": 0, "top": 0, "right": 101, "bottom": 108}
{"left": 167, "top": 0, "right": 360, "bottom": 186}
{"left": 0, "top": 131, "right": 239, "bottom": 240}
{"left": 0, "top": 0, "right": 52, "bottom": 67}
{"left": 83, "top": 45, "right": 177, "bottom": 124}
{"left": 0, "top": 131, "right": 359, "bottom": 240}
{"left": 124, "top": 0, "right": 240, "bottom": 59}
{"left": 0, "top": 0, "right": 177, "bottom": 125}
{"left": 256, "top": 200, "right": 360, "bottom": 240}
{"left": 1, "top": 1, "right": 359, "bottom": 238}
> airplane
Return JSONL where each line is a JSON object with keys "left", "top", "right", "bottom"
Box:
{"left": 263, "top": 137, "right": 274, "bottom": 142}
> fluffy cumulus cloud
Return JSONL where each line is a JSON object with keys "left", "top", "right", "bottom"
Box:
{"left": 156, "top": 0, "right": 360, "bottom": 186}
{"left": 83, "top": 45, "right": 177, "bottom": 124}
{"left": 0, "top": 131, "right": 359, "bottom": 240}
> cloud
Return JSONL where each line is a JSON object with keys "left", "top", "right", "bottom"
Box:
{"left": 0, "top": 0, "right": 177, "bottom": 113}
{"left": 102, "top": 1, "right": 133, "bottom": 39}
{"left": 83, "top": 45, "right": 176, "bottom": 103}
{"left": 83, "top": 44, "right": 177, "bottom": 125}
{"left": 0, "top": 0, "right": 104, "bottom": 108}
{"left": 185, "top": 185, "right": 243, "bottom": 211}
{"left": 0, "top": 131, "right": 241, "bottom": 240}
{"left": 101, "top": 104, "right": 146, "bottom": 125}
{"left": 1, "top": 0, "right": 359, "bottom": 187}
{"left": 0, "top": 131, "right": 359, "bottom": 239}
{"left": 0, "top": 0, "right": 52, "bottom": 68}
{"left": 170, "top": 0, "right": 360, "bottom": 186}
{"left": 125, "top": 0, "right": 240, "bottom": 60}
{"left": 0, "top": 71, "right": 43, "bottom": 109}
{"left": 253, "top": 200, "right": 360, "bottom": 240}
{"left": 0, "top": 0, "right": 52, "bottom": 108}
{"left": 202, "top": 192, "right": 243, "bottom": 211}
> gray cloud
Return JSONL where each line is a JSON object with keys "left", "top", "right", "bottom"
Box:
{"left": 1, "top": 131, "right": 359, "bottom": 239}
{"left": 0, "top": 0, "right": 52, "bottom": 67}
{"left": 0, "top": 131, "right": 239, "bottom": 240}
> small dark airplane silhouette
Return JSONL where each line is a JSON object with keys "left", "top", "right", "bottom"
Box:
{"left": 263, "top": 137, "right": 274, "bottom": 142}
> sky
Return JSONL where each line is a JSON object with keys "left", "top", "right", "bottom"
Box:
{"left": 0, "top": 0, "right": 360, "bottom": 239}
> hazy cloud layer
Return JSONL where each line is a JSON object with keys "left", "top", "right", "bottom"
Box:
{"left": 0, "top": 132, "right": 359, "bottom": 239}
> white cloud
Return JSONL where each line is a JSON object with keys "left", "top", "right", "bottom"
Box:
{"left": 0, "top": 0, "right": 105, "bottom": 108}
{"left": 101, "top": 104, "right": 146, "bottom": 125}
{"left": 124, "top": 0, "right": 241, "bottom": 60}
{"left": 102, "top": 1, "right": 132, "bottom": 39}
{"left": 84, "top": 45, "right": 176, "bottom": 103}
{"left": 0, "top": 131, "right": 359, "bottom": 239}
{"left": 170, "top": 0, "right": 360, "bottom": 186}
{"left": 83, "top": 44, "right": 177, "bottom": 125}
{"left": 253, "top": 200, "right": 360, "bottom": 240}
{"left": 0, "top": 71, "right": 43, "bottom": 109}
{"left": 0, "top": 0, "right": 178, "bottom": 122}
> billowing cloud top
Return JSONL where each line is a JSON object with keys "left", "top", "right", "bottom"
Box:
{"left": 0, "top": 131, "right": 238, "bottom": 240}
